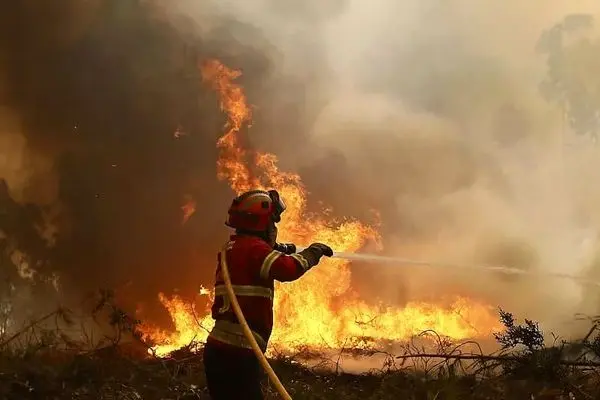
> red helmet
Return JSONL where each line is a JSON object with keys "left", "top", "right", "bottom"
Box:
{"left": 225, "top": 189, "right": 286, "bottom": 232}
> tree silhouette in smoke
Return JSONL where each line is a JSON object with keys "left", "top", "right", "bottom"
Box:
{"left": 0, "top": 177, "right": 60, "bottom": 324}
{"left": 537, "top": 14, "right": 600, "bottom": 141}
{"left": 0, "top": 179, "right": 53, "bottom": 282}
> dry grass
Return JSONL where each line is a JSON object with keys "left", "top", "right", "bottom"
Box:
{"left": 0, "top": 291, "right": 599, "bottom": 400}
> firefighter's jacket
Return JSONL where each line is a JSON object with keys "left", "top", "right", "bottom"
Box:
{"left": 206, "top": 234, "right": 311, "bottom": 353}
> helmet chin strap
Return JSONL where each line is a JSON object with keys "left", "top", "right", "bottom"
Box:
{"left": 266, "top": 221, "right": 278, "bottom": 247}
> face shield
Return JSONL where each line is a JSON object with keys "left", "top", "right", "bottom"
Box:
{"left": 267, "top": 190, "right": 286, "bottom": 223}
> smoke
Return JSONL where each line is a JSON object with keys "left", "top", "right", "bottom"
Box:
{"left": 315, "top": 1, "right": 600, "bottom": 335}
{"left": 0, "top": 0, "right": 277, "bottom": 322}
{"left": 314, "top": 1, "right": 600, "bottom": 336}
{"left": 3, "top": 0, "right": 600, "bottom": 339}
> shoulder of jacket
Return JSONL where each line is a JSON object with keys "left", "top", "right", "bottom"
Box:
{"left": 247, "top": 237, "right": 271, "bottom": 251}
{"left": 227, "top": 236, "right": 270, "bottom": 251}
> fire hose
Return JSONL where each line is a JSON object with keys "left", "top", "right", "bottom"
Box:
{"left": 219, "top": 250, "right": 293, "bottom": 400}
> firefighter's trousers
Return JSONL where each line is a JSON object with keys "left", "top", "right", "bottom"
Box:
{"left": 203, "top": 341, "right": 264, "bottom": 399}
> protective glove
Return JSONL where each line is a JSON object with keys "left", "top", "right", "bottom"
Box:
{"left": 308, "top": 243, "right": 333, "bottom": 257}
{"left": 274, "top": 243, "right": 296, "bottom": 255}
{"left": 297, "top": 242, "right": 334, "bottom": 268}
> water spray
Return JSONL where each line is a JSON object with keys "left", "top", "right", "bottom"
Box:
{"left": 297, "top": 248, "right": 600, "bottom": 288}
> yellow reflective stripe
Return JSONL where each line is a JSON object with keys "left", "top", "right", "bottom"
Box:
{"left": 208, "top": 320, "right": 267, "bottom": 351}
{"left": 260, "top": 250, "right": 283, "bottom": 280}
{"left": 290, "top": 253, "right": 310, "bottom": 271}
{"left": 214, "top": 285, "right": 273, "bottom": 300}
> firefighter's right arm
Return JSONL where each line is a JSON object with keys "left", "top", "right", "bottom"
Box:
{"left": 256, "top": 242, "right": 333, "bottom": 282}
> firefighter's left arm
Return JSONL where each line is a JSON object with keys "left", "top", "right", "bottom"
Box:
{"left": 255, "top": 244, "right": 312, "bottom": 283}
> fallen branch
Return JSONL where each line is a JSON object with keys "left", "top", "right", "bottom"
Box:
{"left": 395, "top": 353, "right": 600, "bottom": 368}
{"left": 0, "top": 309, "right": 62, "bottom": 349}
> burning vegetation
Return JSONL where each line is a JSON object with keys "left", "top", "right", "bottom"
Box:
{"left": 1, "top": 296, "right": 600, "bottom": 399}
{"left": 138, "top": 59, "right": 502, "bottom": 357}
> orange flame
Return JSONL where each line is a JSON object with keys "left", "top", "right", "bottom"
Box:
{"left": 140, "top": 60, "right": 501, "bottom": 356}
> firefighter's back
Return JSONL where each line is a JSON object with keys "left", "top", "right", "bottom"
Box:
{"left": 209, "top": 234, "right": 275, "bottom": 351}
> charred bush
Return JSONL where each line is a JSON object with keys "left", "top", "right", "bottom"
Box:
{"left": 494, "top": 308, "right": 545, "bottom": 352}
{"left": 493, "top": 309, "right": 568, "bottom": 387}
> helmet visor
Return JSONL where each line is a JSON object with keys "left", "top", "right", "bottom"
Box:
{"left": 268, "top": 190, "right": 286, "bottom": 222}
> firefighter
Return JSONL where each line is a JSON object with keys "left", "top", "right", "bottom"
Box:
{"left": 203, "top": 189, "right": 333, "bottom": 400}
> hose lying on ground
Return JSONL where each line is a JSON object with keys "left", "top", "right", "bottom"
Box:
{"left": 219, "top": 250, "right": 293, "bottom": 400}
